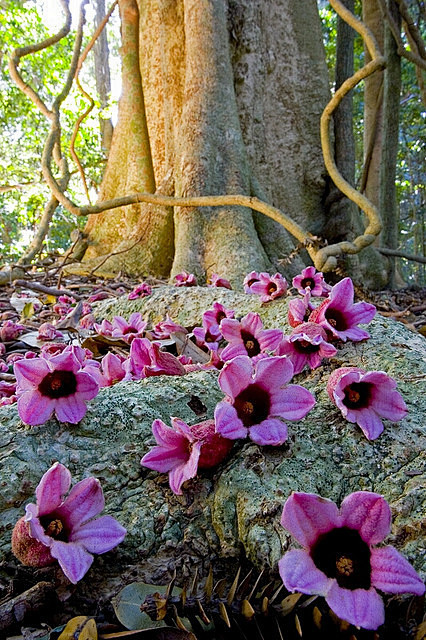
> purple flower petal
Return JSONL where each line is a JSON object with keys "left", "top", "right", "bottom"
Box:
{"left": 35, "top": 462, "right": 71, "bottom": 516}
{"left": 355, "top": 407, "right": 384, "bottom": 440}
{"left": 75, "top": 371, "right": 100, "bottom": 400}
{"left": 243, "top": 312, "right": 264, "bottom": 335}
{"left": 257, "top": 328, "right": 283, "bottom": 352}
{"left": 325, "top": 583, "right": 385, "bottom": 630}
{"left": 218, "top": 356, "right": 254, "bottom": 399}
{"left": 152, "top": 418, "right": 187, "bottom": 447}
{"left": 249, "top": 418, "right": 288, "bottom": 446}
{"left": 370, "top": 546, "right": 425, "bottom": 595}
{"left": 168, "top": 441, "right": 202, "bottom": 494}
{"left": 17, "top": 389, "right": 55, "bottom": 425}
{"left": 280, "top": 492, "right": 340, "bottom": 547}
{"left": 346, "top": 301, "right": 377, "bottom": 326}
{"left": 278, "top": 549, "right": 332, "bottom": 596}
{"left": 50, "top": 540, "right": 94, "bottom": 584}
{"left": 56, "top": 477, "right": 105, "bottom": 530}
{"left": 54, "top": 394, "right": 88, "bottom": 424}
{"left": 341, "top": 326, "right": 371, "bottom": 342}
{"left": 141, "top": 444, "right": 189, "bottom": 472}
{"left": 214, "top": 401, "right": 248, "bottom": 440}
{"left": 220, "top": 342, "right": 248, "bottom": 361}
{"left": 220, "top": 318, "right": 244, "bottom": 342}
{"left": 339, "top": 492, "right": 391, "bottom": 544}
{"left": 270, "top": 384, "right": 316, "bottom": 420}
{"left": 14, "top": 358, "right": 50, "bottom": 389}
{"left": 330, "top": 277, "right": 354, "bottom": 310}
{"left": 70, "top": 515, "right": 127, "bottom": 554}
{"left": 255, "top": 355, "right": 294, "bottom": 390}
{"left": 25, "top": 503, "right": 53, "bottom": 546}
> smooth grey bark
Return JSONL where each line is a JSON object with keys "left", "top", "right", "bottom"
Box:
{"left": 93, "top": 0, "right": 114, "bottom": 156}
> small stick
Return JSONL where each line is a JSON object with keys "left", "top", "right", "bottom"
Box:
{"left": 13, "top": 280, "right": 82, "bottom": 300}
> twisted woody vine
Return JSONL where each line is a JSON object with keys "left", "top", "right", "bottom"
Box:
{"left": 2, "top": 267, "right": 424, "bottom": 632}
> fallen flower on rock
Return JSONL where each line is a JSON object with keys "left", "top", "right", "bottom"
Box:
{"left": 214, "top": 355, "right": 315, "bottom": 445}
{"left": 276, "top": 321, "right": 337, "bottom": 374}
{"left": 141, "top": 417, "right": 233, "bottom": 494}
{"left": 278, "top": 491, "right": 424, "bottom": 630}
{"left": 220, "top": 312, "right": 282, "bottom": 362}
{"left": 327, "top": 366, "right": 407, "bottom": 440}
{"left": 292, "top": 266, "right": 329, "bottom": 297}
{"left": 128, "top": 282, "right": 152, "bottom": 300}
{"left": 249, "top": 271, "right": 287, "bottom": 302}
{"left": 207, "top": 273, "right": 232, "bottom": 289}
{"left": 12, "top": 462, "right": 126, "bottom": 584}
{"left": 174, "top": 271, "right": 197, "bottom": 287}
{"left": 14, "top": 350, "right": 99, "bottom": 425}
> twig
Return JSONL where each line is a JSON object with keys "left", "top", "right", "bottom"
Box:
{"left": 13, "top": 279, "right": 82, "bottom": 300}
{"left": 377, "top": 0, "right": 426, "bottom": 70}
{"left": 378, "top": 247, "right": 426, "bottom": 264}
{"left": 0, "top": 581, "right": 56, "bottom": 632}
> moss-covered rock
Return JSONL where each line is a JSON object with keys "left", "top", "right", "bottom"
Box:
{"left": 0, "top": 286, "right": 424, "bottom": 601}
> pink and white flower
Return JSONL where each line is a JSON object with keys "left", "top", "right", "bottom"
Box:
{"left": 309, "top": 278, "right": 376, "bottom": 342}
{"left": 327, "top": 367, "right": 407, "bottom": 440}
{"left": 110, "top": 312, "right": 147, "bottom": 343}
{"left": 128, "top": 282, "right": 152, "bottom": 300}
{"left": 214, "top": 355, "right": 315, "bottom": 445}
{"left": 249, "top": 272, "right": 287, "bottom": 302}
{"left": 141, "top": 418, "right": 233, "bottom": 494}
{"left": 150, "top": 316, "right": 187, "bottom": 340}
{"left": 11, "top": 462, "right": 126, "bottom": 584}
{"left": 243, "top": 271, "right": 261, "bottom": 293}
{"left": 292, "top": 266, "right": 330, "bottom": 297}
{"left": 220, "top": 312, "right": 282, "bottom": 362}
{"left": 99, "top": 352, "right": 126, "bottom": 387}
{"left": 174, "top": 271, "right": 198, "bottom": 287}
{"left": 14, "top": 351, "right": 99, "bottom": 425}
{"left": 277, "top": 322, "right": 337, "bottom": 374}
{"left": 207, "top": 273, "right": 232, "bottom": 289}
{"left": 279, "top": 491, "right": 424, "bottom": 630}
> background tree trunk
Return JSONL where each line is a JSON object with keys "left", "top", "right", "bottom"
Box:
{"left": 93, "top": 0, "right": 114, "bottom": 157}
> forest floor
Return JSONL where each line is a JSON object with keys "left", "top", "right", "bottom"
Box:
{"left": 0, "top": 262, "right": 425, "bottom": 640}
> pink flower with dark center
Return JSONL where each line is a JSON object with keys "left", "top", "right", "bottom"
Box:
{"left": 94, "top": 318, "right": 113, "bottom": 337}
{"left": 111, "top": 312, "right": 147, "bottom": 343}
{"left": 99, "top": 352, "right": 126, "bottom": 387}
{"left": 0, "top": 320, "right": 26, "bottom": 342}
{"left": 11, "top": 462, "right": 126, "bottom": 584}
{"left": 292, "top": 266, "right": 330, "bottom": 297}
{"left": 37, "top": 323, "right": 64, "bottom": 342}
{"left": 250, "top": 272, "right": 287, "bottom": 302}
{"left": 193, "top": 321, "right": 223, "bottom": 352}
{"left": 14, "top": 351, "right": 99, "bottom": 425}
{"left": 150, "top": 316, "right": 187, "bottom": 340}
{"left": 220, "top": 312, "right": 282, "bottom": 362}
{"left": 124, "top": 338, "right": 186, "bottom": 380}
{"left": 288, "top": 291, "right": 315, "bottom": 328}
{"left": 276, "top": 322, "right": 337, "bottom": 374}
{"left": 327, "top": 367, "right": 407, "bottom": 440}
{"left": 309, "top": 278, "right": 376, "bottom": 342}
{"left": 202, "top": 302, "right": 234, "bottom": 334}
{"left": 207, "top": 273, "right": 232, "bottom": 289}
{"left": 214, "top": 355, "right": 316, "bottom": 445}
{"left": 128, "top": 282, "right": 152, "bottom": 300}
{"left": 279, "top": 491, "right": 424, "bottom": 630}
{"left": 243, "top": 270, "right": 260, "bottom": 293}
{"left": 141, "top": 418, "right": 233, "bottom": 495}
{"left": 174, "top": 271, "right": 198, "bottom": 287}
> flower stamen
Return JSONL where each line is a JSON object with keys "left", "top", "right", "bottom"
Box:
{"left": 336, "top": 556, "right": 354, "bottom": 577}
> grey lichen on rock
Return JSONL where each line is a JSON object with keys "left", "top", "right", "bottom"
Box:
{"left": 0, "top": 286, "right": 425, "bottom": 599}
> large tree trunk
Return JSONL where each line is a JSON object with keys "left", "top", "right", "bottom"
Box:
{"left": 81, "top": 0, "right": 329, "bottom": 285}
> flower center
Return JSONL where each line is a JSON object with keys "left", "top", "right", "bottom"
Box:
{"left": 38, "top": 370, "right": 77, "bottom": 399}
{"left": 40, "top": 515, "right": 68, "bottom": 541}
{"left": 205, "top": 330, "right": 217, "bottom": 343}
{"left": 247, "top": 279, "right": 258, "bottom": 287}
{"left": 123, "top": 326, "right": 137, "bottom": 335}
{"left": 301, "top": 277, "right": 315, "bottom": 290}
{"left": 241, "top": 331, "right": 261, "bottom": 357}
{"left": 267, "top": 283, "right": 277, "bottom": 295}
{"left": 294, "top": 339, "right": 319, "bottom": 354}
{"left": 310, "top": 527, "right": 371, "bottom": 590}
{"left": 325, "top": 307, "right": 347, "bottom": 331}
{"left": 216, "top": 311, "right": 226, "bottom": 323}
{"left": 343, "top": 382, "right": 372, "bottom": 410}
{"left": 234, "top": 383, "right": 270, "bottom": 427}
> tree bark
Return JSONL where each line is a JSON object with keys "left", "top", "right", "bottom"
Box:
{"left": 93, "top": 0, "right": 114, "bottom": 157}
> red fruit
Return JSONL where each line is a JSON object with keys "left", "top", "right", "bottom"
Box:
{"left": 12, "top": 516, "right": 54, "bottom": 567}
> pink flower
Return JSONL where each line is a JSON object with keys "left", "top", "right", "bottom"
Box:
{"left": 124, "top": 338, "right": 186, "bottom": 380}
{"left": 279, "top": 491, "right": 425, "bottom": 630}
{"left": 0, "top": 359, "right": 8, "bottom": 372}
{"left": 87, "top": 291, "right": 110, "bottom": 303}
{"left": 40, "top": 342, "right": 67, "bottom": 358}
{"left": 0, "top": 320, "right": 26, "bottom": 342}
{"left": 99, "top": 352, "right": 126, "bottom": 387}
{"left": 11, "top": 462, "right": 126, "bottom": 584}
{"left": 14, "top": 351, "right": 99, "bottom": 425}
{"left": 309, "top": 278, "right": 376, "bottom": 342}
{"left": 327, "top": 367, "right": 407, "bottom": 440}
{"left": 207, "top": 273, "right": 232, "bottom": 289}
{"left": 150, "top": 316, "right": 187, "bottom": 340}
{"left": 0, "top": 380, "right": 16, "bottom": 398}
{"left": 111, "top": 313, "right": 147, "bottom": 343}
{"left": 79, "top": 313, "right": 95, "bottom": 330}
{"left": 250, "top": 272, "right": 287, "bottom": 302}
{"left": 53, "top": 295, "right": 76, "bottom": 317}
{"left": 202, "top": 302, "right": 234, "bottom": 334}
{"left": 243, "top": 270, "right": 260, "bottom": 293}
{"left": 292, "top": 266, "right": 330, "bottom": 297}
{"left": 220, "top": 312, "right": 282, "bottom": 362}
{"left": 192, "top": 321, "right": 223, "bottom": 352}
{"left": 37, "top": 323, "right": 63, "bottom": 342}
{"left": 214, "top": 355, "right": 316, "bottom": 445}
{"left": 0, "top": 394, "right": 17, "bottom": 406}
{"left": 174, "top": 271, "right": 197, "bottom": 287}
{"left": 141, "top": 418, "right": 233, "bottom": 494}
{"left": 128, "top": 282, "right": 152, "bottom": 300}
{"left": 94, "top": 318, "right": 113, "bottom": 337}
{"left": 287, "top": 291, "right": 315, "bottom": 328}
{"left": 276, "top": 322, "right": 337, "bottom": 374}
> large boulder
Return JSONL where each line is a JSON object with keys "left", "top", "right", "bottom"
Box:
{"left": 0, "top": 286, "right": 424, "bottom": 601}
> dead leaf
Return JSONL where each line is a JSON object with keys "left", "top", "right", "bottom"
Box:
{"left": 57, "top": 616, "right": 97, "bottom": 640}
